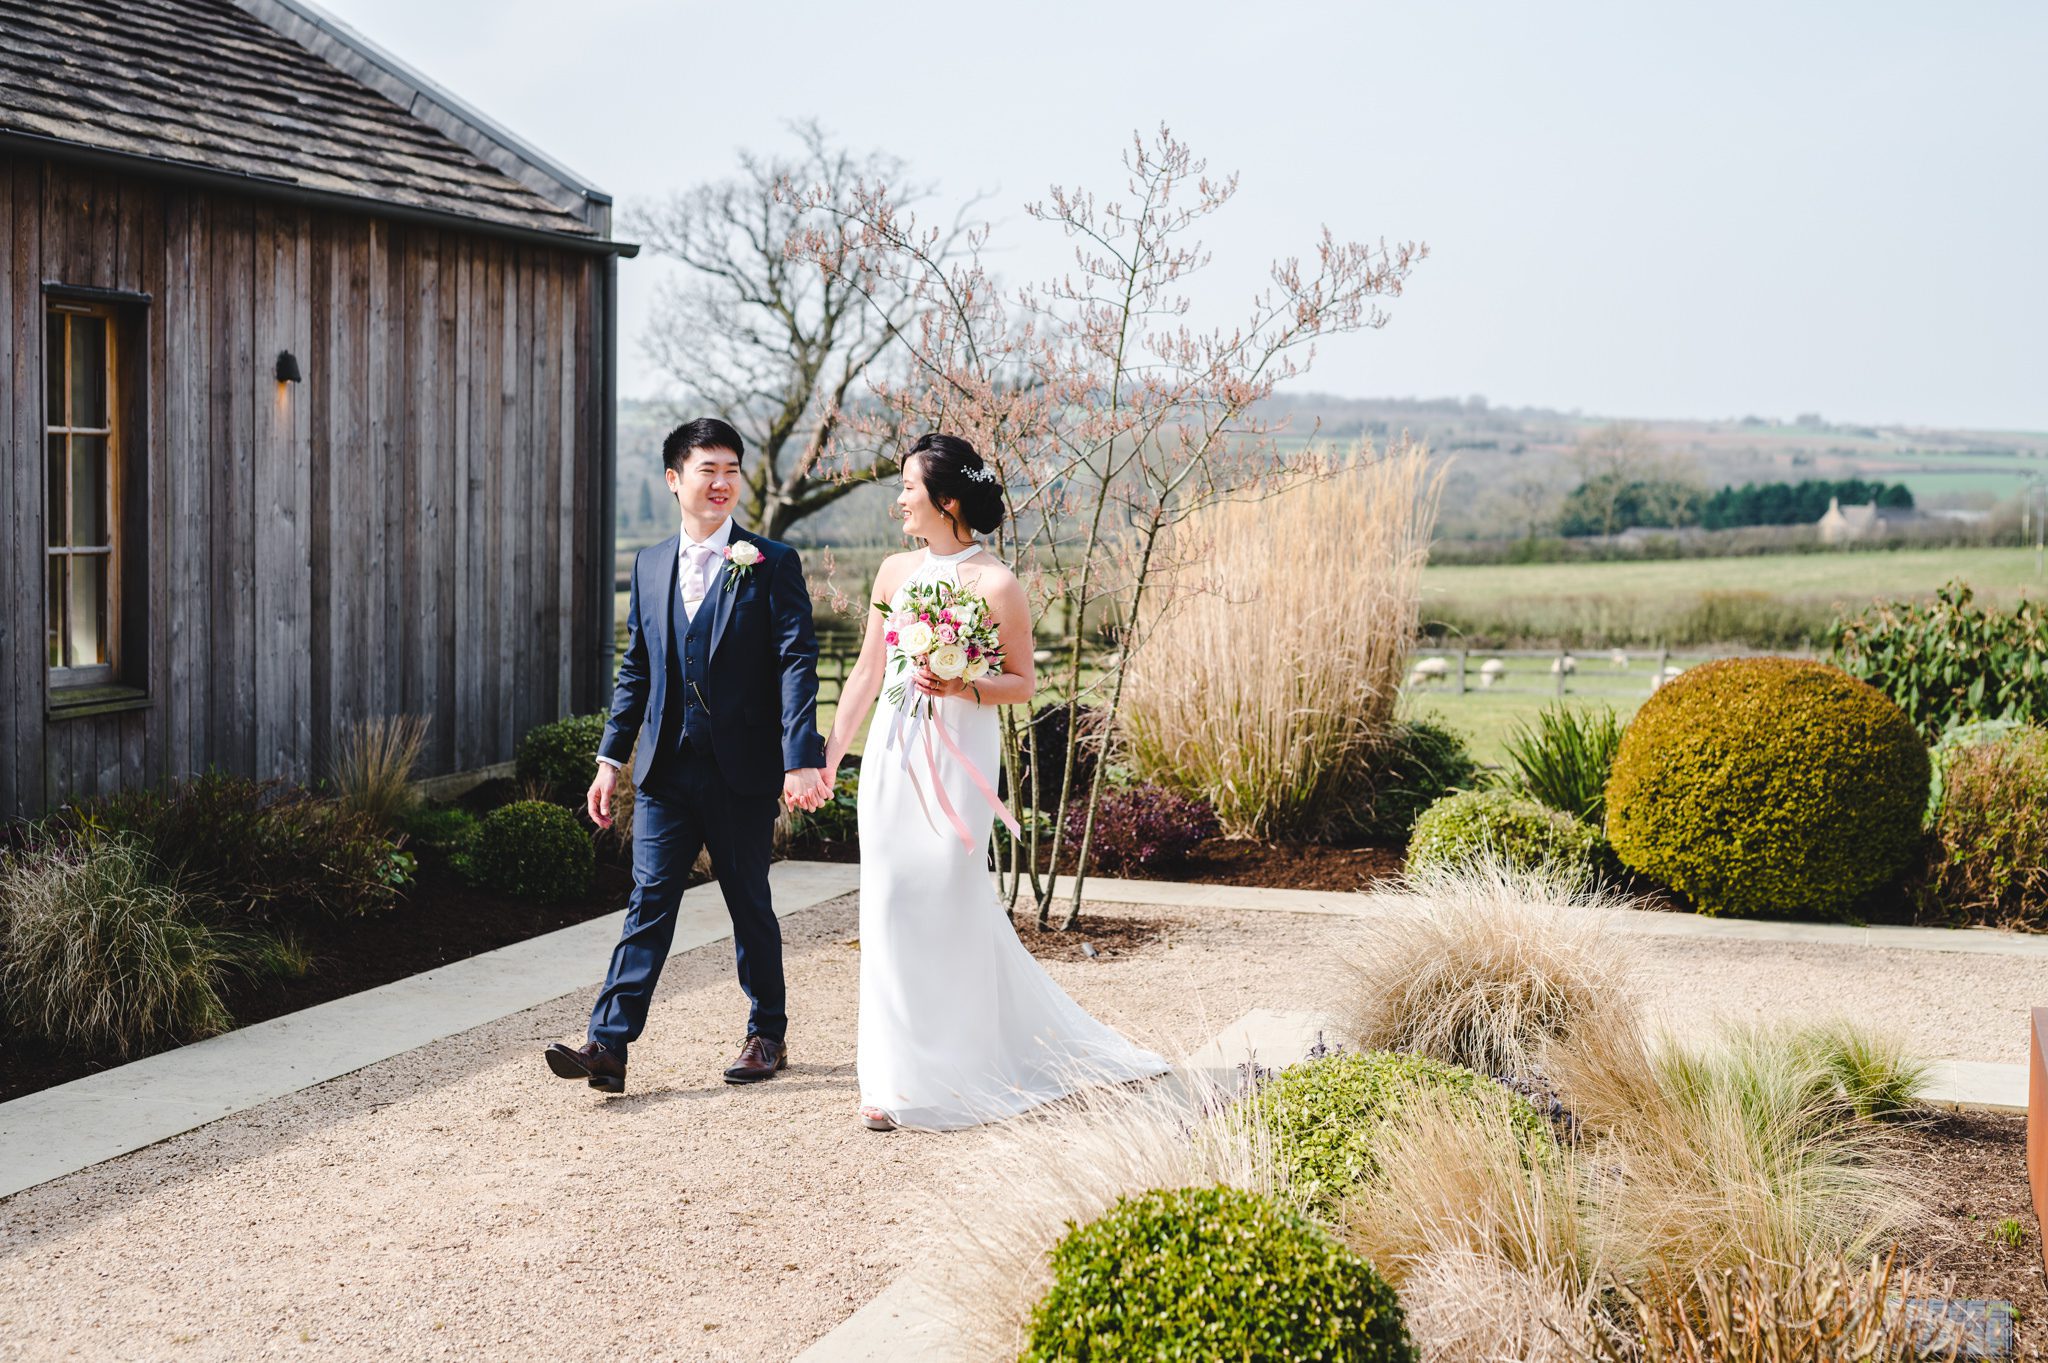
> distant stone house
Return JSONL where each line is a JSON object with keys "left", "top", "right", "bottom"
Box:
{"left": 1817, "top": 497, "right": 1898, "bottom": 544}
{"left": 0, "top": 0, "right": 636, "bottom": 820}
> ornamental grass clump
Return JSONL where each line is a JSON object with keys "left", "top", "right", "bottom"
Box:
{"left": 1345, "top": 860, "right": 1639, "bottom": 1079}
{"left": 330, "top": 713, "right": 428, "bottom": 832}
{"left": 1547, "top": 1003, "right": 1918, "bottom": 1297}
{"left": 1604, "top": 657, "right": 1928, "bottom": 920}
{"left": 462, "top": 801, "right": 593, "bottom": 902}
{"left": 1120, "top": 444, "right": 1445, "bottom": 841}
{"left": 1919, "top": 724, "right": 2048, "bottom": 931}
{"left": 1021, "top": 1185, "right": 1415, "bottom": 1363}
{"left": 0, "top": 835, "right": 231, "bottom": 1056}
{"left": 1246, "top": 1049, "right": 1551, "bottom": 1215}
{"left": 1582, "top": 1252, "right": 1963, "bottom": 1363}
{"left": 1405, "top": 790, "right": 1603, "bottom": 887}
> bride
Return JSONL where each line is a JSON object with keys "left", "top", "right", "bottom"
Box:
{"left": 821, "top": 433, "right": 1169, "bottom": 1132}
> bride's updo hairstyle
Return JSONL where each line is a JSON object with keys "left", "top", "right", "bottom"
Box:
{"left": 908, "top": 432, "right": 1005, "bottom": 537}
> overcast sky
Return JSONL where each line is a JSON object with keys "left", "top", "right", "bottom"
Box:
{"left": 313, "top": 0, "right": 2045, "bottom": 431}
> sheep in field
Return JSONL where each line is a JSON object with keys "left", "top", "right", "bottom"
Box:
{"left": 1407, "top": 656, "right": 1450, "bottom": 687}
{"left": 1478, "top": 658, "right": 1507, "bottom": 688}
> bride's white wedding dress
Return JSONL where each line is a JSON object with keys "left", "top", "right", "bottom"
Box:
{"left": 856, "top": 544, "right": 1169, "bottom": 1130}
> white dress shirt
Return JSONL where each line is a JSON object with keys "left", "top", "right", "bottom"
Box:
{"left": 596, "top": 516, "right": 737, "bottom": 772}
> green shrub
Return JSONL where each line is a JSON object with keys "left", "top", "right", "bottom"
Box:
{"left": 1021, "top": 1185, "right": 1414, "bottom": 1363}
{"left": 1918, "top": 725, "right": 2048, "bottom": 931}
{"left": 1350, "top": 715, "right": 1482, "bottom": 838}
{"left": 1605, "top": 658, "right": 1928, "bottom": 920}
{"left": 1826, "top": 580, "right": 2048, "bottom": 736}
{"left": 0, "top": 835, "right": 231, "bottom": 1056}
{"left": 1405, "top": 790, "right": 1603, "bottom": 885}
{"left": 1925, "top": 716, "right": 2026, "bottom": 825}
{"left": 1245, "top": 1050, "right": 1550, "bottom": 1213}
{"left": 1504, "top": 703, "right": 1624, "bottom": 823}
{"left": 515, "top": 713, "right": 609, "bottom": 803}
{"left": 462, "top": 800, "right": 593, "bottom": 902}
{"left": 402, "top": 803, "right": 481, "bottom": 852}
{"left": 62, "top": 772, "right": 413, "bottom": 924}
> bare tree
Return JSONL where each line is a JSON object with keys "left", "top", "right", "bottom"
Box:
{"left": 794, "top": 127, "right": 1424, "bottom": 927}
{"left": 626, "top": 122, "right": 974, "bottom": 539}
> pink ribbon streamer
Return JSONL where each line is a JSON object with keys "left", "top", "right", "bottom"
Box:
{"left": 921, "top": 714, "right": 1024, "bottom": 851}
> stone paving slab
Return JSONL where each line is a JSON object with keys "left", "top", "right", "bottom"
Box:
{"left": 0, "top": 861, "right": 860, "bottom": 1200}
{"left": 1025, "top": 873, "right": 2048, "bottom": 959}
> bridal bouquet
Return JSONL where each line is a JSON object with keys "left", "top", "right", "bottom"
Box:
{"left": 876, "top": 579, "right": 1005, "bottom": 718}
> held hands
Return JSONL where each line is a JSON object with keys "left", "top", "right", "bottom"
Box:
{"left": 783, "top": 767, "right": 831, "bottom": 813}
{"left": 587, "top": 764, "right": 619, "bottom": 830}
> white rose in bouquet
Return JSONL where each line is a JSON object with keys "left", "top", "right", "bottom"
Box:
{"left": 900, "top": 620, "right": 935, "bottom": 656}
{"left": 927, "top": 643, "right": 969, "bottom": 679}
{"left": 950, "top": 599, "right": 981, "bottom": 630}
{"left": 963, "top": 655, "right": 991, "bottom": 683}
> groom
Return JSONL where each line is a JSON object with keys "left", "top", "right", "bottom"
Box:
{"left": 545, "top": 418, "right": 830, "bottom": 1095}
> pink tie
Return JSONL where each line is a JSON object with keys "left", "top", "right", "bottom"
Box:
{"left": 684, "top": 544, "right": 718, "bottom": 608}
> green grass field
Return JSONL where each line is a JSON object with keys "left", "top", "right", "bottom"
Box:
{"left": 1422, "top": 545, "right": 2043, "bottom": 605}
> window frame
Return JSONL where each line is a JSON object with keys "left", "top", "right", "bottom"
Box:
{"left": 42, "top": 284, "right": 150, "bottom": 714}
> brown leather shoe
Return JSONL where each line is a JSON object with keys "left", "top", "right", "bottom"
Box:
{"left": 545, "top": 1040, "right": 625, "bottom": 1094}
{"left": 723, "top": 1035, "right": 787, "bottom": 1085}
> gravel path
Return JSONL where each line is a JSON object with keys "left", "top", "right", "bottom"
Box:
{"left": 0, "top": 898, "right": 1357, "bottom": 1363}
{"left": 0, "top": 894, "right": 2034, "bottom": 1363}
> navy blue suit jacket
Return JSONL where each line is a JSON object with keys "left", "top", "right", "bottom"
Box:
{"left": 598, "top": 528, "right": 826, "bottom": 797}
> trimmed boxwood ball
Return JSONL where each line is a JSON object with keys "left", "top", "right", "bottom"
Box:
{"left": 464, "top": 800, "right": 593, "bottom": 902}
{"left": 1605, "top": 657, "right": 1929, "bottom": 920}
{"left": 1245, "top": 1050, "right": 1551, "bottom": 1213}
{"left": 1405, "top": 788, "right": 1602, "bottom": 884}
{"left": 515, "top": 712, "right": 609, "bottom": 803}
{"left": 1021, "top": 1185, "right": 1415, "bottom": 1363}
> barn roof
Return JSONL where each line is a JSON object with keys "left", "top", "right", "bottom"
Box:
{"left": 0, "top": 0, "right": 626, "bottom": 249}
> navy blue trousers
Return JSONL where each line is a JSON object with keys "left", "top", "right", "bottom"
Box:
{"left": 587, "top": 746, "right": 784, "bottom": 1062}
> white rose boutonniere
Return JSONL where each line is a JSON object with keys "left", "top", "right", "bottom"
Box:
{"left": 723, "top": 539, "right": 763, "bottom": 589}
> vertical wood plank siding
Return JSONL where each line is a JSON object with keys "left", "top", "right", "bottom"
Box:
{"left": 0, "top": 157, "right": 609, "bottom": 819}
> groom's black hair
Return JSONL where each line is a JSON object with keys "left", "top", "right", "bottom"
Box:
{"left": 662, "top": 417, "right": 746, "bottom": 473}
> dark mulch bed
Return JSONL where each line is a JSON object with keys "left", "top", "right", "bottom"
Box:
{"left": 1014, "top": 913, "right": 1178, "bottom": 962}
{"left": 790, "top": 834, "right": 1406, "bottom": 895}
{"left": 1888, "top": 1109, "right": 2047, "bottom": 1359}
{"left": 0, "top": 851, "right": 646, "bottom": 1105}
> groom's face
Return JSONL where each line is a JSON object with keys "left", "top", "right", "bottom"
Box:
{"left": 666, "top": 446, "right": 742, "bottom": 523}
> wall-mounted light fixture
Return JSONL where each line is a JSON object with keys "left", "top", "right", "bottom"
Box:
{"left": 274, "top": 349, "right": 302, "bottom": 383}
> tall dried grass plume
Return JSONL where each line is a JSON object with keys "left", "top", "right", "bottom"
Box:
{"left": 1120, "top": 440, "right": 1445, "bottom": 839}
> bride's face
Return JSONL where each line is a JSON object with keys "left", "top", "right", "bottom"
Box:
{"left": 895, "top": 457, "right": 960, "bottom": 540}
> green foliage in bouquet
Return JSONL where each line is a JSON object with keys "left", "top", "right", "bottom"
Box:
{"left": 1605, "top": 657, "right": 1928, "bottom": 920}
{"left": 1021, "top": 1185, "right": 1415, "bottom": 1363}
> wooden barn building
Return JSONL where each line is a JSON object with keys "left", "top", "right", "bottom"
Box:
{"left": 0, "top": 0, "right": 632, "bottom": 820}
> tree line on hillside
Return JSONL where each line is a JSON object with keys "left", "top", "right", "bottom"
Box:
{"left": 1556, "top": 476, "right": 1914, "bottom": 537}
